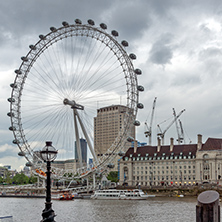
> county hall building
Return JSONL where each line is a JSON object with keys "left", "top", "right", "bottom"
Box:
{"left": 119, "top": 134, "right": 222, "bottom": 186}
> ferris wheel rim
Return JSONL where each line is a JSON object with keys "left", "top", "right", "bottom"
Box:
{"left": 9, "top": 19, "right": 142, "bottom": 178}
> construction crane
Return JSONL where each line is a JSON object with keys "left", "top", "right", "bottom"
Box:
{"left": 144, "top": 97, "right": 157, "bottom": 145}
{"left": 178, "top": 119, "right": 185, "bottom": 144}
{"left": 173, "top": 108, "right": 184, "bottom": 144}
{"left": 157, "top": 108, "right": 185, "bottom": 145}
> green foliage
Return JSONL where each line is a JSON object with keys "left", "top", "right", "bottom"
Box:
{"left": 4, "top": 171, "right": 12, "bottom": 184}
{"left": 107, "top": 171, "right": 118, "bottom": 183}
{"left": 29, "top": 176, "right": 37, "bottom": 184}
{"left": 0, "top": 176, "right": 3, "bottom": 184}
{"left": 12, "top": 173, "right": 29, "bottom": 185}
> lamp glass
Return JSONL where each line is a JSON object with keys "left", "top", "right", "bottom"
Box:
{"left": 40, "top": 141, "right": 57, "bottom": 162}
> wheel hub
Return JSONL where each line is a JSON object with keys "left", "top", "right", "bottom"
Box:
{"left": 63, "top": 98, "right": 84, "bottom": 110}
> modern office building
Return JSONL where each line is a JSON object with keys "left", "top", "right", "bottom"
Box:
{"left": 75, "top": 138, "right": 87, "bottom": 163}
{"left": 94, "top": 105, "right": 135, "bottom": 170}
{"left": 119, "top": 134, "right": 222, "bottom": 186}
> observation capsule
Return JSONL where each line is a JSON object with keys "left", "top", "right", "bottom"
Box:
{"left": 8, "top": 98, "right": 15, "bottom": 103}
{"left": 137, "top": 85, "right": 144, "bottom": 92}
{"left": 26, "top": 162, "right": 33, "bottom": 167}
{"left": 62, "top": 21, "right": 69, "bottom": 27}
{"left": 18, "top": 151, "right": 25, "bottom": 157}
{"left": 7, "top": 112, "right": 14, "bottom": 117}
{"left": 107, "top": 163, "right": 114, "bottom": 168}
{"left": 10, "top": 83, "right": 17, "bottom": 88}
{"left": 133, "top": 120, "right": 140, "bottom": 126}
{"left": 137, "top": 103, "right": 144, "bottom": 109}
{"left": 39, "top": 35, "right": 46, "bottom": 40}
{"left": 29, "top": 45, "right": 36, "bottom": 50}
{"left": 9, "top": 126, "right": 16, "bottom": 131}
{"left": 127, "top": 136, "right": 134, "bottom": 142}
{"left": 50, "top": 27, "right": 57, "bottom": 32}
{"left": 87, "top": 19, "right": 95, "bottom": 26}
{"left": 15, "top": 69, "right": 22, "bottom": 75}
{"left": 129, "top": 53, "right": 136, "bottom": 60}
{"left": 75, "top": 19, "right": 82, "bottom": 24}
{"left": 134, "top": 69, "right": 142, "bottom": 75}
{"left": 13, "top": 139, "right": 19, "bottom": 144}
{"left": 118, "top": 151, "right": 125, "bottom": 156}
{"left": 100, "top": 23, "right": 107, "bottom": 29}
{"left": 121, "top": 40, "right": 129, "bottom": 47}
{"left": 111, "top": 30, "right": 118, "bottom": 37}
{"left": 21, "top": 56, "right": 28, "bottom": 62}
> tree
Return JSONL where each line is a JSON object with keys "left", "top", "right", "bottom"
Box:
{"left": 29, "top": 176, "right": 37, "bottom": 184}
{"left": 107, "top": 171, "right": 118, "bottom": 183}
{"left": 12, "top": 173, "right": 29, "bottom": 185}
{"left": 4, "top": 171, "right": 12, "bottom": 184}
{"left": 0, "top": 176, "right": 3, "bottom": 184}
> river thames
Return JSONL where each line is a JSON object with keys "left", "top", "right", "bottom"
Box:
{"left": 0, "top": 197, "right": 199, "bottom": 221}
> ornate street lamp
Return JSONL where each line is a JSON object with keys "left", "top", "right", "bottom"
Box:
{"left": 40, "top": 141, "right": 58, "bottom": 222}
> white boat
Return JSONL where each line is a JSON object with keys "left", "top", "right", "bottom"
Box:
{"left": 91, "top": 189, "right": 149, "bottom": 200}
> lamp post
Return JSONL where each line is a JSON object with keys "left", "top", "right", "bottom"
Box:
{"left": 40, "top": 141, "right": 58, "bottom": 222}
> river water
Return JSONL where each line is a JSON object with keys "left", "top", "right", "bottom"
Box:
{"left": 0, "top": 197, "right": 198, "bottom": 221}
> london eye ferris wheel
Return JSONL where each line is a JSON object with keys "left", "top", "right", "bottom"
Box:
{"left": 8, "top": 19, "right": 144, "bottom": 179}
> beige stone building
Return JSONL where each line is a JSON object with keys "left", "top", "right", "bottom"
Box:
{"left": 119, "top": 135, "right": 222, "bottom": 186}
{"left": 94, "top": 105, "right": 135, "bottom": 170}
{"left": 52, "top": 159, "right": 81, "bottom": 172}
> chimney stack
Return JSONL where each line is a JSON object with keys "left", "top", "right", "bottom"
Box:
{"left": 197, "top": 134, "right": 202, "bottom": 150}
{"left": 134, "top": 140, "right": 138, "bottom": 153}
{"left": 170, "top": 138, "right": 174, "bottom": 152}
{"left": 157, "top": 137, "right": 161, "bottom": 152}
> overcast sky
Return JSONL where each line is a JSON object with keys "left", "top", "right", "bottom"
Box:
{"left": 1, "top": 0, "right": 222, "bottom": 171}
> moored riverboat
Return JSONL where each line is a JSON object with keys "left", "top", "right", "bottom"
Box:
{"left": 91, "top": 189, "right": 150, "bottom": 200}
{"left": 52, "top": 191, "right": 74, "bottom": 200}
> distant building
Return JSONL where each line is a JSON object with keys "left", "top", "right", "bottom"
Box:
{"left": 94, "top": 105, "right": 135, "bottom": 171}
{"left": 119, "top": 134, "right": 222, "bottom": 186}
{"left": 75, "top": 138, "right": 87, "bottom": 163}
{"left": 22, "top": 166, "right": 31, "bottom": 177}
{"left": 52, "top": 159, "right": 85, "bottom": 172}
{"left": 3, "top": 165, "right": 11, "bottom": 170}
{"left": 0, "top": 166, "right": 7, "bottom": 177}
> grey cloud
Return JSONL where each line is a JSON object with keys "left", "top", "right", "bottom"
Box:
{"left": 149, "top": 33, "right": 174, "bottom": 65}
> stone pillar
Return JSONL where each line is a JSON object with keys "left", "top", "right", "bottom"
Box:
{"left": 157, "top": 138, "right": 161, "bottom": 152}
{"left": 196, "top": 190, "right": 220, "bottom": 222}
{"left": 170, "top": 138, "right": 174, "bottom": 152}
{"left": 197, "top": 134, "right": 202, "bottom": 150}
{"left": 128, "top": 162, "right": 133, "bottom": 186}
